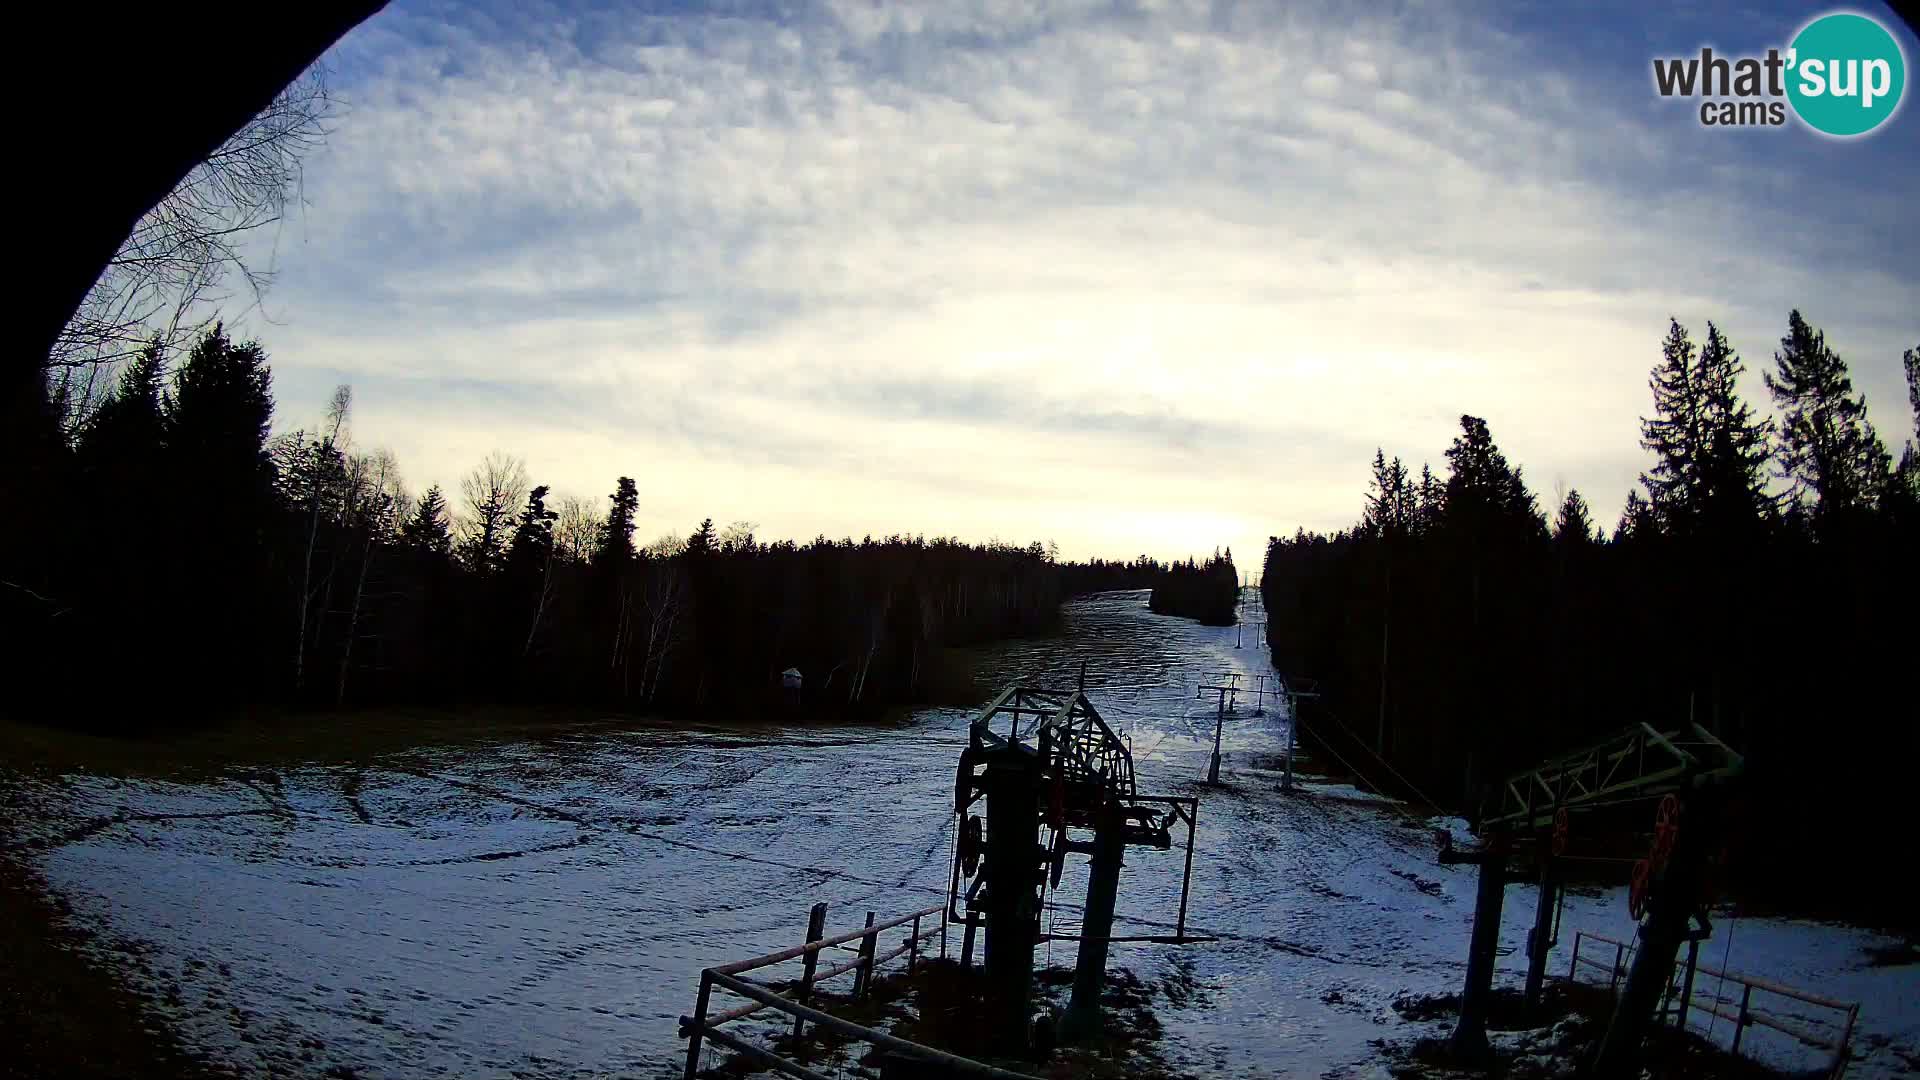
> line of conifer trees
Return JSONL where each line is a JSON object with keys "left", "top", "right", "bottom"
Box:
{"left": 1261, "top": 311, "right": 1918, "bottom": 925}
{"left": 1148, "top": 550, "right": 1240, "bottom": 625}
{"left": 4, "top": 326, "right": 1157, "bottom": 725}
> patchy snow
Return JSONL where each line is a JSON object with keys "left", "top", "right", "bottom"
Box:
{"left": 6, "top": 591, "right": 1915, "bottom": 1079}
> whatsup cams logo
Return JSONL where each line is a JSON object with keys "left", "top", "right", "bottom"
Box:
{"left": 1652, "top": 10, "right": 1907, "bottom": 136}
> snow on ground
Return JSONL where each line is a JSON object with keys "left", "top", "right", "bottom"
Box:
{"left": 5, "top": 591, "right": 1915, "bottom": 1079}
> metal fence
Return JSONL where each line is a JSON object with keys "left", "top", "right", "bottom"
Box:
{"left": 679, "top": 901, "right": 1042, "bottom": 1080}
{"left": 1566, "top": 929, "right": 1860, "bottom": 1078}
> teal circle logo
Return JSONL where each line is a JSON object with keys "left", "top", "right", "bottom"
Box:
{"left": 1787, "top": 12, "right": 1906, "bottom": 136}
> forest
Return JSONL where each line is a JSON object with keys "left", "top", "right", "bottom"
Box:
{"left": 1147, "top": 551, "right": 1241, "bottom": 625}
{"left": 1261, "top": 312, "right": 1920, "bottom": 927}
{"left": 3, "top": 329, "right": 1219, "bottom": 726}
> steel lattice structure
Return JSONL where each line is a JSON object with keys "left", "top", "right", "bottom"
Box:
{"left": 1480, "top": 722, "right": 1745, "bottom": 833}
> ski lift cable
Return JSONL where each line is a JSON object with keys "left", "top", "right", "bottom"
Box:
{"left": 1707, "top": 907, "right": 1739, "bottom": 1040}
{"left": 1307, "top": 702, "right": 1449, "bottom": 818}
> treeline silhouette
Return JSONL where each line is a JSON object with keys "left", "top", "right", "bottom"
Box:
{"left": 4, "top": 326, "right": 1175, "bottom": 725}
{"left": 1261, "top": 312, "right": 1919, "bottom": 926}
{"left": 1058, "top": 555, "right": 1171, "bottom": 596}
{"left": 1148, "top": 550, "right": 1239, "bottom": 625}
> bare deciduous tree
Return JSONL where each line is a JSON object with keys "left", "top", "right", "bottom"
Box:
{"left": 48, "top": 69, "right": 338, "bottom": 426}
{"left": 457, "top": 452, "right": 529, "bottom": 574}
{"left": 554, "top": 495, "right": 603, "bottom": 565}
{"left": 336, "top": 448, "right": 400, "bottom": 704}
{"left": 286, "top": 384, "right": 352, "bottom": 694}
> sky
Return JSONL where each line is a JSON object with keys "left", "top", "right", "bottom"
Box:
{"left": 239, "top": 0, "right": 1920, "bottom": 569}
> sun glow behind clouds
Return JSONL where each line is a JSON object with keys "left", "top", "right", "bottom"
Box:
{"left": 251, "top": 0, "right": 1918, "bottom": 566}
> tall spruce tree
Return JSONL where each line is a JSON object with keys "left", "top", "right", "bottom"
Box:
{"left": 506, "top": 485, "right": 558, "bottom": 573}
{"left": 598, "top": 476, "right": 639, "bottom": 564}
{"left": 166, "top": 325, "right": 274, "bottom": 497}
{"left": 1764, "top": 310, "right": 1889, "bottom": 522}
{"left": 1553, "top": 489, "right": 1599, "bottom": 546}
{"left": 1639, "top": 319, "right": 1773, "bottom": 535}
{"left": 1903, "top": 346, "right": 1920, "bottom": 479}
{"left": 1614, "top": 490, "right": 1657, "bottom": 542}
{"left": 1442, "top": 415, "right": 1540, "bottom": 539}
{"left": 401, "top": 486, "right": 453, "bottom": 558}
{"left": 1363, "top": 450, "right": 1414, "bottom": 538}
{"left": 76, "top": 341, "right": 168, "bottom": 473}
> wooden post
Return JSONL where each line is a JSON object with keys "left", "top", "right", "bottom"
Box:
{"left": 1731, "top": 983, "right": 1753, "bottom": 1054}
{"left": 791, "top": 901, "right": 828, "bottom": 1041}
{"left": 1610, "top": 941, "right": 1625, "bottom": 998}
{"left": 1569, "top": 932, "right": 1583, "bottom": 983}
{"left": 1174, "top": 801, "right": 1197, "bottom": 940}
{"left": 909, "top": 914, "right": 921, "bottom": 973}
{"left": 853, "top": 911, "right": 878, "bottom": 999}
{"left": 960, "top": 915, "right": 977, "bottom": 968}
{"left": 940, "top": 908, "right": 949, "bottom": 961}
{"left": 1831, "top": 1005, "right": 1857, "bottom": 1079}
{"left": 683, "top": 970, "right": 713, "bottom": 1080}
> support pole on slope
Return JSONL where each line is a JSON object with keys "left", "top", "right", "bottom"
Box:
{"left": 1061, "top": 799, "right": 1125, "bottom": 1042}
{"left": 1523, "top": 858, "right": 1559, "bottom": 1013}
{"left": 1591, "top": 793, "right": 1721, "bottom": 1078}
{"left": 981, "top": 744, "right": 1042, "bottom": 1048}
{"left": 1444, "top": 839, "right": 1512, "bottom": 1061}
{"left": 1208, "top": 688, "right": 1226, "bottom": 784}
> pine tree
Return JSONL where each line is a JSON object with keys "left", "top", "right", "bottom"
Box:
{"left": 506, "top": 485, "right": 558, "bottom": 572}
{"left": 1414, "top": 463, "right": 1444, "bottom": 535}
{"left": 1553, "top": 489, "right": 1599, "bottom": 546}
{"left": 1363, "top": 450, "right": 1414, "bottom": 539}
{"left": 1695, "top": 322, "right": 1776, "bottom": 532}
{"left": 1639, "top": 319, "right": 1773, "bottom": 535}
{"left": 76, "top": 341, "right": 168, "bottom": 472}
{"left": 1614, "top": 490, "right": 1657, "bottom": 542}
{"left": 598, "top": 477, "right": 639, "bottom": 564}
{"left": 167, "top": 325, "right": 273, "bottom": 480}
{"left": 1903, "top": 346, "right": 1920, "bottom": 477}
{"left": 1442, "top": 415, "right": 1540, "bottom": 538}
{"left": 1891, "top": 345, "right": 1920, "bottom": 511}
{"left": 1764, "top": 310, "right": 1889, "bottom": 521}
{"left": 686, "top": 517, "right": 717, "bottom": 556}
{"left": 401, "top": 486, "right": 453, "bottom": 558}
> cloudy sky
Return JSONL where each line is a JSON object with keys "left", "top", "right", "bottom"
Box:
{"left": 243, "top": 0, "right": 1920, "bottom": 567}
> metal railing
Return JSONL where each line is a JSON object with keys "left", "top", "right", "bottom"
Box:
{"left": 679, "top": 901, "right": 1042, "bottom": 1080}
{"left": 1567, "top": 929, "right": 1636, "bottom": 996}
{"left": 1566, "top": 929, "right": 1860, "bottom": 1078}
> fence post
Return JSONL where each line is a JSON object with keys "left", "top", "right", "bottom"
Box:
{"left": 791, "top": 902, "right": 828, "bottom": 1042}
{"left": 1831, "top": 1004, "right": 1857, "bottom": 1079}
{"left": 683, "top": 969, "right": 713, "bottom": 1080}
{"left": 1675, "top": 937, "right": 1700, "bottom": 1032}
{"left": 1732, "top": 983, "right": 1753, "bottom": 1054}
{"left": 1611, "top": 941, "right": 1625, "bottom": 998}
{"left": 853, "top": 911, "right": 878, "bottom": 999}
{"left": 909, "top": 914, "right": 921, "bottom": 974}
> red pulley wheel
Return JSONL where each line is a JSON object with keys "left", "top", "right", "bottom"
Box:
{"left": 1628, "top": 858, "right": 1651, "bottom": 920}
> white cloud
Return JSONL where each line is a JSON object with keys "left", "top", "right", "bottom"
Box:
{"left": 245, "top": 0, "right": 1920, "bottom": 567}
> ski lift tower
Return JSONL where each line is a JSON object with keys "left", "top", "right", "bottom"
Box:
{"left": 949, "top": 679, "right": 1202, "bottom": 1049}
{"left": 1439, "top": 722, "right": 1744, "bottom": 1074}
